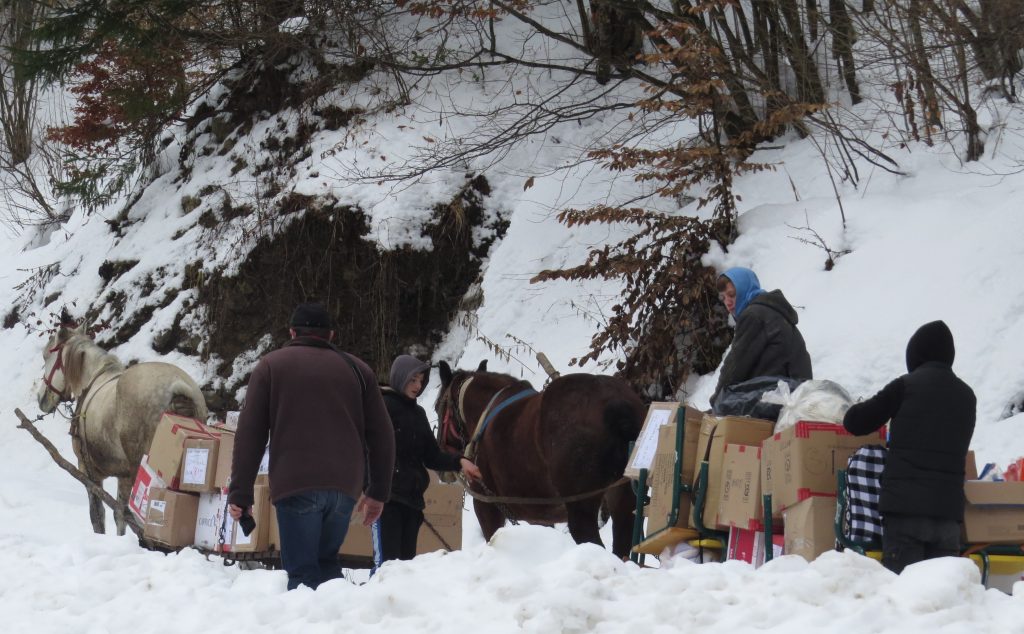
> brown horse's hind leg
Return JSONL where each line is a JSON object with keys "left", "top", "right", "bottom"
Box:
{"left": 474, "top": 501, "right": 507, "bottom": 542}
{"left": 114, "top": 476, "right": 133, "bottom": 536}
{"left": 603, "top": 482, "right": 637, "bottom": 559}
{"left": 565, "top": 498, "right": 604, "bottom": 549}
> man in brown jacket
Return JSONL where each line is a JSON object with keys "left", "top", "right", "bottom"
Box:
{"left": 228, "top": 302, "right": 395, "bottom": 590}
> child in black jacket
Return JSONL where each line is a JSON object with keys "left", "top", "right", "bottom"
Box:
{"left": 843, "top": 320, "right": 976, "bottom": 574}
{"left": 373, "top": 355, "right": 481, "bottom": 567}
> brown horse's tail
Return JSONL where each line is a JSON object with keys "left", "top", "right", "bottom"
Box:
{"left": 603, "top": 399, "right": 642, "bottom": 444}
{"left": 602, "top": 399, "right": 642, "bottom": 475}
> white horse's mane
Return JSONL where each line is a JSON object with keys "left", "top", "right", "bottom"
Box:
{"left": 61, "top": 333, "right": 125, "bottom": 395}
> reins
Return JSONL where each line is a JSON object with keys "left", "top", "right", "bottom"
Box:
{"left": 459, "top": 473, "right": 632, "bottom": 506}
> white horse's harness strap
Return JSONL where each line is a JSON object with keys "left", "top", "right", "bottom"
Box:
{"left": 71, "top": 368, "right": 123, "bottom": 474}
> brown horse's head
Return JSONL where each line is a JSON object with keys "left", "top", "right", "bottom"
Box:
{"left": 435, "top": 359, "right": 488, "bottom": 453}
{"left": 434, "top": 359, "right": 535, "bottom": 453}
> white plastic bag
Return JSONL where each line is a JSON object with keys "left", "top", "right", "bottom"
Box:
{"left": 762, "top": 379, "right": 854, "bottom": 431}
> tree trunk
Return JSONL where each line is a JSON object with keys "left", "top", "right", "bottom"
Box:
{"left": 829, "top": 0, "right": 860, "bottom": 103}
{"left": 908, "top": 0, "right": 942, "bottom": 127}
{"left": 806, "top": 0, "right": 820, "bottom": 42}
{"left": 775, "top": 0, "right": 826, "bottom": 104}
{"left": 0, "top": 0, "right": 39, "bottom": 166}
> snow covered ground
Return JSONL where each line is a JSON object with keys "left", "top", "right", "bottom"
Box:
{"left": 3, "top": 9, "right": 1024, "bottom": 631}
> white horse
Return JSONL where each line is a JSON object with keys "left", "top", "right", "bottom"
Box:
{"left": 37, "top": 326, "right": 209, "bottom": 535}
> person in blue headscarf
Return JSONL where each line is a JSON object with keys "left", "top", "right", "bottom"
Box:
{"left": 711, "top": 267, "right": 813, "bottom": 406}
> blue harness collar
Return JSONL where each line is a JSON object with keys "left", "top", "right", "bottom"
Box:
{"left": 470, "top": 386, "right": 537, "bottom": 445}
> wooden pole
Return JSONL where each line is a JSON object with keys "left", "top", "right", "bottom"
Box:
{"left": 14, "top": 407, "right": 144, "bottom": 538}
{"left": 536, "top": 352, "right": 561, "bottom": 380}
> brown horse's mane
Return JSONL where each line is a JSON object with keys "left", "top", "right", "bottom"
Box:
{"left": 60, "top": 331, "right": 125, "bottom": 391}
{"left": 434, "top": 368, "right": 535, "bottom": 423}
{"left": 457, "top": 369, "right": 534, "bottom": 392}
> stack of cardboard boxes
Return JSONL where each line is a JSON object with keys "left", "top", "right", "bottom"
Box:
{"left": 131, "top": 412, "right": 466, "bottom": 561}
{"left": 636, "top": 403, "right": 887, "bottom": 567}
{"left": 963, "top": 452, "right": 1024, "bottom": 544}
{"left": 639, "top": 403, "right": 1024, "bottom": 567}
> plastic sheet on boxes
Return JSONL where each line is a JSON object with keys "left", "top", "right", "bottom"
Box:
{"left": 763, "top": 379, "right": 854, "bottom": 431}
{"left": 711, "top": 376, "right": 804, "bottom": 421}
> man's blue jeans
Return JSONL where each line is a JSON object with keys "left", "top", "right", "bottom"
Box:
{"left": 274, "top": 490, "right": 357, "bottom": 590}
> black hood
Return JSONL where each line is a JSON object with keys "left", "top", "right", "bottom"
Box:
{"left": 906, "top": 320, "right": 955, "bottom": 371}
{"left": 750, "top": 289, "right": 799, "bottom": 326}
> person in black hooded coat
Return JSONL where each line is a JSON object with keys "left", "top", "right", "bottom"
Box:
{"left": 843, "top": 320, "right": 976, "bottom": 574}
{"left": 372, "top": 355, "right": 481, "bottom": 567}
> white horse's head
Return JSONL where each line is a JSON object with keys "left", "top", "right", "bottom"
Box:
{"left": 38, "top": 326, "right": 78, "bottom": 413}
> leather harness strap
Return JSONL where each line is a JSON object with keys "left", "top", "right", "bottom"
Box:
{"left": 69, "top": 364, "right": 122, "bottom": 474}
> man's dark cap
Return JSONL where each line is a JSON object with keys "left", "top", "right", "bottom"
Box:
{"left": 290, "top": 302, "right": 331, "bottom": 329}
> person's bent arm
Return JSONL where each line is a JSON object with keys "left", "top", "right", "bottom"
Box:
{"left": 362, "top": 368, "right": 396, "bottom": 504}
{"left": 843, "top": 377, "right": 904, "bottom": 436}
{"left": 227, "top": 360, "right": 272, "bottom": 511}
{"left": 459, "top": 458, "right": 482, "bottom": 480}
{"left": 420, "top": 409, "right": 463, "bottom": 473}
{"left": 713, "top": 314, "right": 768, "bottom": 403}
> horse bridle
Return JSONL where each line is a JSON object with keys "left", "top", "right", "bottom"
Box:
{"left": 438, "top": 373, "right": 539, "bottom": 462}
{"left": 42, "top": 342, "right": 70, "bottom": 401}
{"left": 437, "top": 374, "right": 475, "bottom": 453}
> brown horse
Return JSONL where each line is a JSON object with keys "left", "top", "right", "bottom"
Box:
{"left": 435, "top": 360, "right": 644, "bottom": 558}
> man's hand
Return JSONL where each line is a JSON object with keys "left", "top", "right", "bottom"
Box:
{"left": 356, "top": 494, "right": 384, "bottom": 526}
{"left": 228, "top": 504, "right": 246, "bottom": 520}
{"left": 460, "top": 457, "right": 482, "bottom": 481}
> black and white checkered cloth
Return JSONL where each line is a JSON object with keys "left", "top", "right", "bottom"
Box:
{"left": 844, "top": 444, "right": 886, "bottom": 544}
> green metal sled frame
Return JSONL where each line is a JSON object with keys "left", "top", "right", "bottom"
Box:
{"left": 629, "top": 407, "right": 727, "bottom": 565}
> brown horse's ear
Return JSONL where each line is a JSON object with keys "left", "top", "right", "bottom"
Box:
{"left": 477, "top": 360, "right": 487, "bottom": 372}
{"left": 439, "top": 361, "right": 453, "bottom": 385}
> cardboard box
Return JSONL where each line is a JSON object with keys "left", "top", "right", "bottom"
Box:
{"left": 965, "top": 450, "right": 978, "bottom": 481}
{"left": 418, "top": 476, "right": 465, "bottom": 553}
{"left": 129, "top": 455, "right": 165, "bottom": 522}
{"left": 144, "top": 488, "right": 200, "bottom": 548}
{"left": 225, "top": 483, "right": 271, "bottom": 553}
{"left": 626, "top": 403, "right": 703, "bottom": 478}
{"left": 339, "top": 471, "right": 465, "bottom": 558}
{"left": 716, "top": 444, "right": 763, "bottom": 530}
{"left": 762, "top": 422, "right": 885, "bottom": 518}
{"left": 213, "top": 431, "right": 235, "bottom": 489}
{"left": 963, "top": 481, "right": 1024, "bottom": 543}
{"left": 727, "top": 526, "right": 784, "bottom": 568}
{"left": 645, "top": 425, "right": 693, "bottom": 533}
{"left": 178, "top": 437, "right": 219, "bottom": 492}
{"left": 783, "top": 495, "right": 838, "bottom": 561}
{"left": 194, "top": 488, "right": 228, "bottom": 551}
{"left": 691, "top": 415, "right": 775, "bottom": 530}
{"left": 147, "top": 413, "right": 224, "bottom": 489}
{"left": 340, "top": 519, "right": 374, "bottom": 558}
